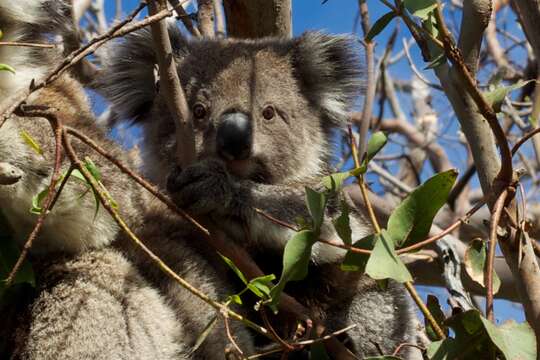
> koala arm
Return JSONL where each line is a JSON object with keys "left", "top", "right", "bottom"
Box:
{"left": 168, "top": 159, "right": 373, "bottom": 264}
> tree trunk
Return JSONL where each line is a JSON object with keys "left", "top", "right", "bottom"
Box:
{"left": 222, "top": 0, "right": 292, "bottom": 38}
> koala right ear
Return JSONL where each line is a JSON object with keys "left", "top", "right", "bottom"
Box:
{"left": 96, "top": 23, "right": 189, "bottom": 124}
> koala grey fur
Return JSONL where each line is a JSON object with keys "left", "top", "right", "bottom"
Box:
{"left": 98, "top": 26, "right": 422, "bottom": 358}
{"left": 0, "top": 2, "right": 254, "bottom": 358}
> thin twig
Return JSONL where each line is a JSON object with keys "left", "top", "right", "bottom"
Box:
{"left": 4, "top": 108, "right": 63, "bottom": 287}
{"left": 0, "top": 41, "right": 56, "bottom": 48}
{"left": 486, "top": 188, "right": 509, "bottom": 322}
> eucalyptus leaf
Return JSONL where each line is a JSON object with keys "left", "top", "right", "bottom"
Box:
{"left": 305, "top": 187, "right": 327, "bottom": 232}
{"left": 463, "top": 239, "right": 501, "bottom": 294}
{"left": 425, "top": 294, "right": 448, "bottom": 341}
{"left": 484, "top": 80, "right": 534, "bottom": 112}
{"left": 387, "top": 169, "right": 457, "bottom": 248}
{"left": 20, "top": 130, "right": 43, "bottom": 156}
{"left": 220, "top": 254, "right": 248, "bottom": 285}
{"left": 333, "top": 200, "right": 352, "bottom": 245}
{"left": 480, "top": 317, "right": 537, "bottom": 360}
{"left": 366, "top": 12, "right": 396, "bottom": 42}
{"left": 269, "top": 230, "right": 317, "bottom": 306}
{"left": 365, "top": 230, "right": 412, "bottom": 283}
{"left": 341, "top": 234, "right": 375, "bottom": 272}
{"left": 364, "top": 131, "right": 387, "bottom": 164}
{"left": 404, "top": 0, "right": 437, "bottom": 19}
{"left": 0, "top": 63, "right": 15, "bottom": 74}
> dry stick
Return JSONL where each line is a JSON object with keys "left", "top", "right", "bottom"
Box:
{"left": 148, "top": 0, "right": 196, "bottom": 167}
{"left": 61, "top": 128, "right": 271, "bottom": 339}
{"left": 4, "top": 108, "right": 63, "bottom": 287}
{"left": 486, "top": 188, "right": 509, "bottom": 322}
{"left": 213, "top": 0, "right": 226, "bottom": 37}
{"left": 168, "top": 0, "right": 202, "bottom": 37}
{"left": 0, "top": 42, "right": 56, "bottom": 48}
{"left": 347, "top": 126, "right": 446, "bottom": 340}
{"left": 222, "top": 312, "right": 245, "bottom": 358}
{"left": 433, "top": 4, "right": 513, "bottom": 186}
{"left": 357, "top": 0, "right": 376, "bottom": 156}
{"left": 197, "top": 0, "right": 216, "bottom": 37}
{"left": 511, "top": 127, "right": 540, "bottom": 156}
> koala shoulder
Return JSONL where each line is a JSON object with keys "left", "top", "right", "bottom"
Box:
{"left": 10, "top": 248, "right": 187, "bottom": 360}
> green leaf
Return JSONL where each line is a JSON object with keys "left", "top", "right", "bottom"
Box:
{"left": 0, "top": 63, "right": 15, "bottom": 74}
{"left": 404, "top": 0, "right": 437, "bottom": 19}
{"left": 333, "top": 200, "right": 352, "bottom": 245}
{"left": 387, "top": 169, "right": 458, "bottom": 248}
{"left": 484, "top": 80, "right": 534, "bottom": 113}
{"left": 305, "top": 187, "right": 327, "bottom": 232}
{"left": 426, "top": 338, "right": 461, "bottom": 360}
{"left": 365, "top": 230, "right": 412, "bottom": 283}
{"left": 464, "top": 239, "right": 501, "bottom": 294}
{"left": 219, "top": 254, "right": 248, "bottom": 285}
{"left": 20, "top": 130, "right": 43, "bottom": 156}
{"left": 247, "top": 274, "right": 275, "bottom": 298}
{"left": 366, "top": 12, "right": 396, "bottom": 42}
{"left": 480, "top": 317, "right": 537, "bottom": 360}
{"left": 321, "top": 171, "right": 351, "bottom": 192}
{"left": 364, "top": 131, "right": 387, "bottom": 164}
{"left": 229, "top": 294, "right": 242, "bottom": 305}
{"left": 84, "top": 157, "right": 101, "bottom": 181}
{"left": 269, "top": 230, "right": 317, "bottom": 306}
{"left": 30, "top": 187, "right": 49, "bottom": 215}
{"left": 425, "top": 294, "right": 448, "bottom": 341}
{"left": 341, "top": 234, "right": 375, "bottom": 272}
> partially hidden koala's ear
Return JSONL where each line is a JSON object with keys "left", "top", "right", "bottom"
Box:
{"left": 96, "top": 22, "right": 189, "bottom": 125}
{"left": 292, "top": 32, "right": 363, "bottom": 126}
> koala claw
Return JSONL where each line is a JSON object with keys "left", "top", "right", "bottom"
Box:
{"left": 167, "top": 159, "right": 234, "bottom": 215}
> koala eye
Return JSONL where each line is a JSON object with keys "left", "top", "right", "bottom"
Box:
{"left": 193, "top": 103, "right": 207, "bottom": 119}
{"left": 262, "top": 105, "right": 275, "bottom": 120}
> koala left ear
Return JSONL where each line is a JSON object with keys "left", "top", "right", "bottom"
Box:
{"left": 292, "top": 32, "right": 363, "bottom": 126}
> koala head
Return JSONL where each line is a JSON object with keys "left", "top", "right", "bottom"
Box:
{"left": 99, "top": 28, "right": 362, "bottom": 187}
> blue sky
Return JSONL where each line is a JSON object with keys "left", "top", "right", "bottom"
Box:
{"left": 96, "top": 0, "right": 525, "bottom": 325}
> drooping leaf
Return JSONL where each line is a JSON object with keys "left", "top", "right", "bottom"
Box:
{"left": 30, "top": 186, "right": 50, "bottom": 215}
{"left": 484, "top": 80, "right": 534, "bottom": 112}
{"left": 0, "top": 63, "right": 15, "bottom": 74}
{"left": 20, "top": 130, "right": 43, "bottom": 156}
{"left": 269, "top": 230, "right": 317, "bottom": 306}
{"left": 341, "top": 234, "right": 376, "bottom": 272}
{"left": 321, "top": 171, "right": 351, "bottom": 192}
{"left": 333, "top": 200, "right": 352, "bottom": 245}
{"left": 247, "top": 274, "right": 276, "bottom": 299}
{"left": 463, "top": 238, "right": 501, "bottom": 294}
{"left": 480, "top": 317, "right": 537, "bottom": 360}
{"left": 425, "top": 294, "right": 448, "bottom": 341}
{"left": 364, "top": 131, "right": 387, "bottom": 164}
{"left": 219, "top": 254, "right": 248, "bottom": 285}
{"left": 84, "top": 157, "right": 101, "bottom": 181}
{"left": 365, "top": 230, "right": 412, "bottom": 283}
{"left": 366, "top": 12, "right": 396, "bottom": 42}
{"left": 443, "top": 310, "right": 537, "bottom": 360}
{"left": 404, "top": 0, "right": 437, "bottom": 20}
{"left": 305, "top": 187, "right": 327, "bottom": 232}
{"left": 387, "top": 169, "right": 457, "bottom": 248}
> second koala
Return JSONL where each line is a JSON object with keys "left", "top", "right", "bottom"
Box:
{"left": 99, "top": 27, "right": 421, "bottom": 357}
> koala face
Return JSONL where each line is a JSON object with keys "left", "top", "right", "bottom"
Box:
{"left": 101, "top": 30, "right": 362, "bottom": 187}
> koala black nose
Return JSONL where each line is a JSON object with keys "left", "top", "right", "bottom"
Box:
{"left": 216, "top": 112, "right": 252, "bottom": 160}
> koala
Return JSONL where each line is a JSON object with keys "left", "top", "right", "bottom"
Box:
{"left": 98, "top": 26, "right": 422, "bottom": 358}
{"left": 0, "top": 2, "right": 254, "bottom": 358}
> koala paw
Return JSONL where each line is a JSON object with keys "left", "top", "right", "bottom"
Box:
{"left": 166, "top": 158, "right": 234, "bottom": 215}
